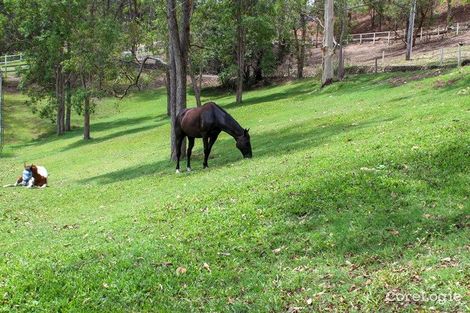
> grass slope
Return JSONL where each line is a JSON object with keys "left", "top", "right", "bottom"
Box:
{"left": 0, "top": 68, "right": 469, "bottom": 312}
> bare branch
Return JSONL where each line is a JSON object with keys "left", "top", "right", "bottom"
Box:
{"left": 114, "top": 56, "right": 168, "bottom": 99}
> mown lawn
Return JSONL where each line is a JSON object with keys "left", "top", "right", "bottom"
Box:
{"left": 0, "top": 68, "right": 469, "bottom": 312}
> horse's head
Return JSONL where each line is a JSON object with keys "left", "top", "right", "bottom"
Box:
{"left": 236, "top": 129, "right": 252, "bottom": 159}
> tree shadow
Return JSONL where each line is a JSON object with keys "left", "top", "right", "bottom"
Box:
{"left": 79, "top": 158, "right": 174, "bottom": 185}
{"left": 221, "top": 81, "right": 318, "bottom": 110}
{"left": 80, "top": 116, "right": 396, "bottom": 185}
{"left": 59, "top": 114, "right": 169, "bottom": 151}
{"left": 258, "top": 140, "right": 469, "bottom": 260}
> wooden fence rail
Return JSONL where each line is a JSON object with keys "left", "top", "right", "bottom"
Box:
{"left": 0, "top": 53, "right": 23, "bottom": 65}
{"left": 349, "top": 21, "right": 470, "bottom": 45}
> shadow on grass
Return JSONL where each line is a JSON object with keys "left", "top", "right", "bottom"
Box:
{"left": 59, "top": 114, "right": 169, "bottom": 151}
{"left": 80, "top": 116, "right": 395, "bottom": 185}
{"left": 259, "top": 140, "right": 469, "bottom": 261}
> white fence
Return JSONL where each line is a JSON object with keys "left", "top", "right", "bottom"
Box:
{"left": 348, "top": 22, "right": 470, "bottom": 45}
{"left": 0, "top": 53, "right": 28, "bottom": 75}
{"left": 0, "top": 53, "right": 23, "bottom": 65}
{"left": 342, "top": 44, "right": 469, "bottom": 73}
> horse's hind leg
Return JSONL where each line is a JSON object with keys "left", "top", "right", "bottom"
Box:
{"left": 175, "top": 135, "right": 185, "bottom": 174}
{"left": 203, "top": 136, "right": 209, "bottom": 169}
{"left": 203, "top": 133, "right": 219, "bottom": 169}
{"left": 186, "top": 137, "right": 195, "bottom": 172}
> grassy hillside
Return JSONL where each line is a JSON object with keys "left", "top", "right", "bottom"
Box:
{"left": 0, "top": 68, "right": 469, "bottom": 312}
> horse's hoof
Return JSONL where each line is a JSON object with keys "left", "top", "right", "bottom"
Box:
{"left": 187, "top": 168, "right": 192, "bottom": 172}
{"left": 176, "top": 169, "right": 181, "bottom": 174}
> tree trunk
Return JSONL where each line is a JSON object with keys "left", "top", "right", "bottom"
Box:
{"left": 299, "top": 13, "right": 306, "bottom": 79}
{"left": 236, "top": 0, "right": 245, "bottom": 104}
{"left": 168, "top": 44, "right": 178, "bottom": 161}
{"left": 370, "top": 9, "right": 375, "bottom": 29}
{"left": 405, "top": 0, "right": 417, "bottom": 61}
{"left": 293, "top": 12, "right": 306, "bottom": 80}
{"left": 65, "top": 78, "right": 71, "bottom": 131}
{"left": 164, "top": 46, "right": 171, "bottom": 117}
{"left": 338, "top": 4, "right": 348, "bottom": 80}
{"left": 322, "top": 0, "right": 335, "bottom": 87}
{"left": 83, "top": 95, "right": 91, "bottom": 140}
{"left": 167, "top": 0, "right": 191, "bottom": 160}
{"left": 188, "top": 57, "right": 202, "bottom": 107}
{"left": 81, "top": 74, "right": 91, "bottom": 140}
{"left": 165, "top": 69, "right": 171, "bottom": 117}
{"left": 338, "top": 45, "right": 345, "bottom": 80}
{"left": 315, "top": 24, "right": 319, "bottom": 48}
{"left": 446, "top": 0, "right": 452, "bottom": 27}
{"left": 56, "top": 66, "right": 65, "bottom": 135}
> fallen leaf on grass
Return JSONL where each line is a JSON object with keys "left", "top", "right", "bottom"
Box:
{"left": 203, "top": 262, "right": 211, "bottom": 272}
{"left": 176, "top": 267, "right": 187, "bottom": 275}
{"left": 287, "top": 306, "right": 303, "bottom": 313}
{"left": 440, "top": 257, "right": 459, "bottom": 267}
{"left": 306, "top": 298, "right": 313, "bottom": 305}
{"left": 158, "top": 262, "right": 173, "bottom": 267}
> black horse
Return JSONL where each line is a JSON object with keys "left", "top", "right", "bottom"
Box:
{"left": 174, "top": 102, "right": 252, "bottom": 173}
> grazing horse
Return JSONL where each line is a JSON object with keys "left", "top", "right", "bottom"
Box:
{"left": 174, "top": 102, "right": 252, "bottom": 173}
{"left": 3, "top": 163, "right": 48, "bottom": 188}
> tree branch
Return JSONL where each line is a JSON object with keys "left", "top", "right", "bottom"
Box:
{"left": 114, "top": 56, "right": 168, "bottom": 99}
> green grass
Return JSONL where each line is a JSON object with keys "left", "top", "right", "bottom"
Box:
{"left": 0, "top": 68, "right": 469, "bottom": 312}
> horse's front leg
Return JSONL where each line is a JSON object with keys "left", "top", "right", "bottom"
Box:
{"left": 175, "top": 135, "right": 185, "bottom": 174}
{"left": 202, "top": 136, "right": 209, "bottom": 169}
{"left": 186, "top": 137, "right": 195, "bottom": 172}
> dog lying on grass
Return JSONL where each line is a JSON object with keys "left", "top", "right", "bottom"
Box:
{"left": 3, "top": 163, "right": 48, "bottom": 188}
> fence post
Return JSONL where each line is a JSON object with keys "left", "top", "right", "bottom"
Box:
{"left": 373, "top": 32, "right": 376, "bottom": 44}
{"left": 375, "top": 57, "right": 378, "bottom": 73}
{"left": 360, "top": 34, "right": 362, "bottom": 44}
{"left": 420, "top": 28, "right": 423, "bottom": 41}
{"left": 382, "top": 51, "right": 385, "bottom": 71}
{"left": 456, "top": 23, "right": 459, "bottom": 36}
{"left": 440, "top": 48, "right": 444, "bottom": 66}
{"left": 387, "top": 31, "right": 391, "bottom": 45}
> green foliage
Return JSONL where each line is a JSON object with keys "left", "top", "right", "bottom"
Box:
{"left": 192, "top": 0, "right": 280, "bottom": 87}
{"left": 1, "top": 67, "right": 469, "bottom": 311}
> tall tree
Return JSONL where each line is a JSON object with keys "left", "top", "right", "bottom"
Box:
{"left": 322, "top": 0, "right": 334, "bottom": 87}
{"left": 288, "top": 0, "right": 309, "bottom": 79}
{"left": 405, "top": 0, "right": 417, "bottom": 60}
{"left": 166, "top": 0, "right": 192, "bottom": 160}
{"left": 235, "top": 0, "right": 245, "bottom": 104}
{"left": 66, "top": 1, "right": 123, "bottom": 140}
{"left": 337, "top": 0, "right": 348, "bottom": 80}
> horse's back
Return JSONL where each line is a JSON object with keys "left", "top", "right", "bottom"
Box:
{"left": 37, "top": 166, "right": 48, "bottom": 178}
{"left": 177, "top": 102, "right": 222, "bottom": 137}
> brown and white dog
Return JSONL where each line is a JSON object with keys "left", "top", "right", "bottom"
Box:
{"left": 3, "top": 163, "right": 48, "bottom": 188}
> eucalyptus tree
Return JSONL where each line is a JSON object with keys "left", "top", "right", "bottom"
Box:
{"left": 280, "top": 0, "right": 310, "bottom": 79}
{"left": 322, "top": 0, "right": 334, "bottom": 87}
{"left": 165, "top": 0, "right": 192, "bottom": 159}
{"left": 65, "top": 1, "right": 123, "bottom": 140}
{"left": 8, "top": 0, "right": 81, "bottom": 135}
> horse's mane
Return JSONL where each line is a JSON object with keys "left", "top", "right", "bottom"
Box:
{"left": 210, "top": 102, "right": 229, "bottom": 116}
